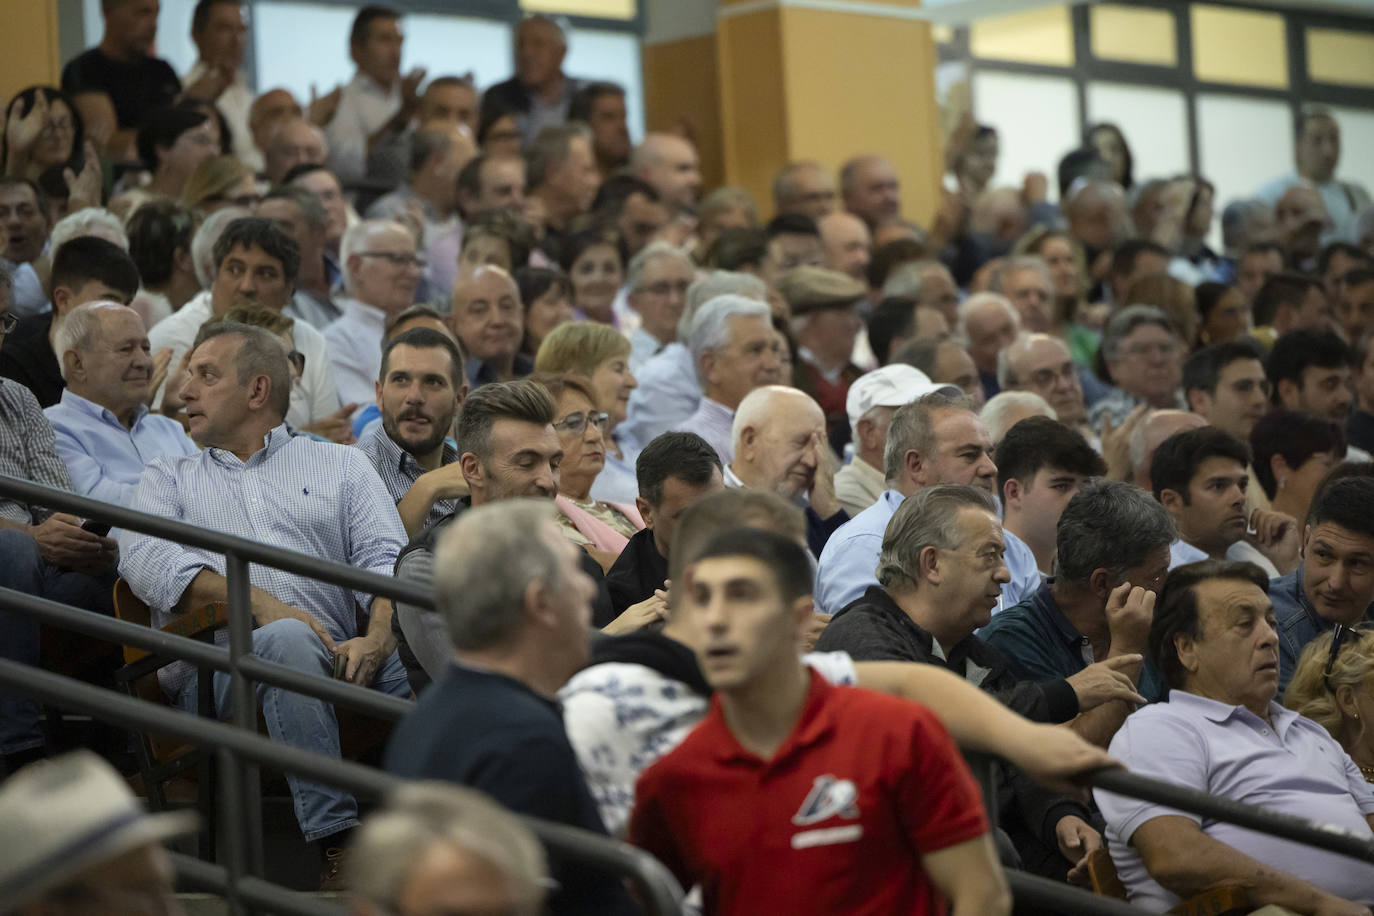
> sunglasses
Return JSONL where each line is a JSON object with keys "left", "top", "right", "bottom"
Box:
{"left": 1324, "top": 622, "right": 1373, "bottom": 693}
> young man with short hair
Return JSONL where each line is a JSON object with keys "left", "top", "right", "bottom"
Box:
{"left": 629, "top": 528, "right": 1010, "bottom": 915}
{"left": 1182, "top": 340, "right": 1271, "bottom": 442}
{"left": 1150, "top": 426, "right": 1299, "bottom": 578}
{"left": 995, "top": 416, "right": 1105, "bottom": 575}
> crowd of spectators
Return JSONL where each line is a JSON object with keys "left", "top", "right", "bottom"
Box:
{"left": 3, "top": 0, "right": 1374, "bottom": 913}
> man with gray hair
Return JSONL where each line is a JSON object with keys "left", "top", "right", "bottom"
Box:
{"left": 840, "top": 154, "right": 901, "bottom": 231}
{"left": 325, "top": 219, "right": 423, "bottom": 416}
{"left": 385, "top": 498, "right": 636, "bottom": 915}
{"left": 366, "top": 124, "right": 475, "bottom": 302}
{"left": 121, "top": 321, "right": 411, "bottom": 883}
{"left": 349, "top": 781, "right": 549, "bottom": 916}
{"left": 958, "top": 292, "right": 1021, "bottom": 401}
{"left": 999, "top": 333, "right": 1097, "bottom": 443}
{"left": 980, "top": 479, "right": 1176, "bottom": 746}
{"left": 773, "top": 160, "right": 838, "bottom": 220}
{"left": 45, "top": 301, "right": 195, "bottom": 508}
{"left": 1087, "top": 304, "right": 1185, "bottom": 429}
{"left": 482, "top": 14, "right": 583, "bottom": 144}
{"left": 815, "top": 391, "right": 1041, "bottom": 616}
{"left": 619, "top": 270, "right": 768, "bottom": 452}
{"left": 989, "top": 255, "right": 1055, "bottom": 335}
{"left": 631, "top": 133, "right": 703, "bottom": 217}
{"left": 624, "top": 241, "right": 694, "bottom": 373}
{"left": 817, "top": 484, "right": 1141, "bottom": 880}
{"left": 671, "top": 294, "right": 784, "bottom": 463}
{"left": 526, "top": 123, "right": 598, "bottom": 245}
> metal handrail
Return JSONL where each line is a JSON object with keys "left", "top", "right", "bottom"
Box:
{"left": 0, "top": 658, "right": 687, "bottom": 914}
{"left": 0, "top": 475, "right": 434, "bottom": 609}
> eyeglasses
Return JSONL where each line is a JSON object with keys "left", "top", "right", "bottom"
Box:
{"left": 0, "top": 313, "right": 17, "bottom": 335}
{"left": 359, "top": 251, "right": 427, "bottom": 270}
{"left": 287, "top": 350, "right": 306, "bottom": 375}
{"left": 553, "top": 411, "right": 610, "bottom": 436}
{"left": 1123, "top": 340, "right": 1180, "bottom": 359}
{"left": 1027, "top": 363, "right": 1078, "bottom": 389}
{"left": 1324, "top": 622, "right": 1372, "bottom": 693}
{"left": 639, "top": 280, "right": 691, "bottom": 298}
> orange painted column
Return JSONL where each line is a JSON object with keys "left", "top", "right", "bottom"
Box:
{"left": 714, "top": 0, "right": 944, "bottom": 224}
{"left": 0, "top": 0, "right": 63, "bottom": 98}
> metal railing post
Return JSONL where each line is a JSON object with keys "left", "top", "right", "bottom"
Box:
{"left": 225, "top": 552, "right": 265, "bottom": 883}
{"left": 217, "top": 747, "right": 248, "bottom": 916}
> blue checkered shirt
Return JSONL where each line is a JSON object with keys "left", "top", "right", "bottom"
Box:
{"left": 355, "top": 424, "right": 461, "bottom": 532}
{"left": 119, "top": 424, "right": 407, "bottom": 695}
{"left": 0, "top": 378, "right": 73, "bottom": 524}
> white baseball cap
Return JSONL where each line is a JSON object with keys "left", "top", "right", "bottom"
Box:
{"left": 846, "top": 364, "right": 961, "bottom": 428}
{"left": 0, "top": 750, "right": 198, "bottom": 907}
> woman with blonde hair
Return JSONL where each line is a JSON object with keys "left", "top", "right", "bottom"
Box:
{"left": 1014, "top": 226, "right": 1104, "bottom": 366}
{"left": 182, "top": 154, "right": 259, "bottom": 214}
{"left": 1285, "top": 624, "right": 1374, "bottom": 785}
{"left": 535, "top": 320, "right": 638, "bottom": 502}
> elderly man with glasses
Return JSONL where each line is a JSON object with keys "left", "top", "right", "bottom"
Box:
{"left": 1087, "top": 305, "right": 1186, "bottom": 430}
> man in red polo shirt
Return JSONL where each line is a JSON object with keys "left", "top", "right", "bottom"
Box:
{"left": 629, "top": 529, "right": 1010, "bottom": 915}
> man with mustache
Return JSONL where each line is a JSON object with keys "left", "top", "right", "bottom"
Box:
{"left": 1152, "top": 427, "right": 1300, "bottom": 580}
{"left": 1096, "top": 560, "right": 1374, "bottom": 915}
{"left": 357, "top": 327, "right": 467, "bottom": 537}
{"left": 1271, "top": 477, "right": 1374, "bottom": 694}
{"left": 44, "top": 301, "right": 196, "bottom": 508}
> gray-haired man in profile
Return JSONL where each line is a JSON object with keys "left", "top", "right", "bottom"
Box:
{"left": 385, "top": 499, "right": 635, "bottom": 916}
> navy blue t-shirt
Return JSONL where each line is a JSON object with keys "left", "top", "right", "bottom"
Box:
{"left": 385, "top": 663, "right": 636, "bottom": 915}
{"left": 61, "top": 49, "right": 181, "bottom": 130}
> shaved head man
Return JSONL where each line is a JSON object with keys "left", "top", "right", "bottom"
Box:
{"left": 632, "top": 134, "right": 702, "bottom": 215}
{"left": 818, "top": 211, "right": 872, "bottom": 283}
{"left": 840, "top": 155, "right": 901, "bottom": 230}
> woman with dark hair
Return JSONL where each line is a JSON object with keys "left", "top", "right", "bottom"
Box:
{"left": 127, "top": 198, "right": 199, "bottom": 327}
{"left": 1194, "top": 281, "right": 1251, "bottom": 345}
{"left": 1086, "top": 122, "right": 1134, "bottom": 190}
{"left": 137, "top": 105, "right": 218, "bottom": 199}
{"left": 514, "top": 266, "right": 574, "bottom": 359}
{"left": 3, "top": 86, "right": 87, "bottom": 183}
{"left": 477, "top": 102, "right": 522, "bottom": 157}
{"left": 560, "top": 228, "right": 624, "bottom": 326}
{"left": 1250, "top": 409, "right": 1346, "bottom": 518}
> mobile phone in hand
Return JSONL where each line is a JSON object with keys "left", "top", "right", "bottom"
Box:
{"left": 332, "top": 652, "right": 348, "bottom": 680}
{"left": 81, "top": 519, "right": 111, "bottom": 537}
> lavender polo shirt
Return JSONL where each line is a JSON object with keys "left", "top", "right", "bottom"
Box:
{"left": 1094, "top": 690, "right": 1374, "bottom": 912}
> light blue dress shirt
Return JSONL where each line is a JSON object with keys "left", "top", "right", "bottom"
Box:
{"left": 324, "top": 298, "right": 388, "bottom": 419}
{"left": 618, "top": 343, "right": 700, "bottom": 455}
{"left": 1096, "top": 690, "right": 1374, "bottom": 912}
{"left": 627, "top": 327, "right": 665, "bottom": 376}
{"left": 119, "top": 425, "right": 407, "bottom": 696}
{"left": 814, "top": 488, "right": 1041, "bottom": 616}
{"left": 45, "top": 390, "right": 197, "bottom": 508}
{"left": 672, "top": 397, "right": 734, "bottom": 465}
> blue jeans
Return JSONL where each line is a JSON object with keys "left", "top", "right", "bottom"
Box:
{"left": 174, "top": 617, "right": 410, "bottom": 842}
{"left": 0, "top": 529, "right": 115, "bottom": 754}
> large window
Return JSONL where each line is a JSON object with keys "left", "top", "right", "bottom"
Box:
{"left": 940, "top": 0, "right": 1374, "bottom": 244}
{"left": 87, "top": 0, "right": 646, "bottom": 138}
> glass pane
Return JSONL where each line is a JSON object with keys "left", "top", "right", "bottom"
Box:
{"left": 1086, "top": 83, "right": 1189, "bottom": 182}
{"left": 563, "top": 29, "right": 645, "bottom": 140}
{"left": 1091, "top": 4, "right": 1177, "bottom": 67}
{"left": 1191, "top": 5, "right": 1288, "bottom": 89}
{"left": 520, "top": 0, "right": 635, "bottom": 20}
{"left": 970, "top": 5, "right": 1073, "bottom": 68}
{"left": 404, "top": 15, "right": 514, "bottom": 94}
{"left": 154, "top": 0, "right": 200, "bottom": 78}
{"left": 1308, "top": 28, "right": 1374, "bottom": 89}
{"left": 253, "top": 3, "right": 357, "bottom": 104}
{"left": 1330, "top": 107, "right": 1374, "bottom": 222}
{"left": 972, "top": 71, "right": 1079, "bottom": 197}
{"left": 1197, "top": 94, "right": 1293, "bottom": 247}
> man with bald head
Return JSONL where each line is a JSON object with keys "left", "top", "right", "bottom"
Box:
{"left": 265, "top": 117, "right": 326, "bottom": 186}
{"left": 1130, "top": 409, "right": 1206, "bottom": 490}
{"left": 818, "top": 211, "right": 872, "bottom": 283}
{"left": 1275, "top": 184, "right": 1330, "bottom": 273}
{"left": 46, "top": 301, "right": 196, "bottom": 507}
{"left": 1000, "top": 334, "right": 1094, "bottom": 442}
{"left": 249, "top": 88, "right": 303, "bottom": 173}
{"left": 840, "top": 155, "right": 901, "bottom": 230}
{"left": 326, "top": 220, "right": 423, "bottom": 413}
{"left": 368, "top": 124, "right": 476, "bottom": 301}
{"left": 632, "top": 134, "right": 703, "bottom": 217}
{"left": 482, "top": 15, "right": 582, "bottom": 144}
{"left": 958, "top": 293, "right": 1021, "bottom": 400}
{"left": 725, "top": 385, "right": 848, "bottom": 557}
{"left": 449, "top": 266, "right": 529, "bottom": 388}
{"left": 773, "top": 161, "right": 838, "bottom": 220}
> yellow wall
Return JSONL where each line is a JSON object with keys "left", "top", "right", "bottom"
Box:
{"left": 0, "top": 0, "right": 62, "bottom": 99}
{"left": 641, "top": 32, "right": 727, "bottom": 192}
